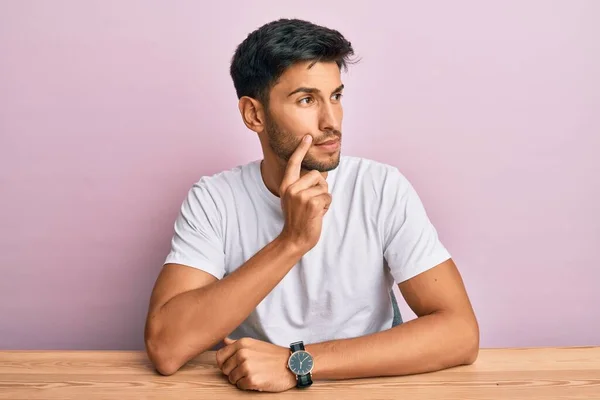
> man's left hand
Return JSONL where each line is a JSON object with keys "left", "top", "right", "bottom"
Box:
{"left": 215, "top": 337, "right": 296, "bottom": 392}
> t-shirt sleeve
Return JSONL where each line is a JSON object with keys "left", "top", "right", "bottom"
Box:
{"left": 163, "top": 179, "right": 226, "bottom": 279}
{"left": 382, "top": 168, "right": 451, "bottom": 283}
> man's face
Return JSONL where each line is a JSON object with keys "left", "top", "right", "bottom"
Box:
{"left": 263, "top": 61, "right": 344, "bottom": 172}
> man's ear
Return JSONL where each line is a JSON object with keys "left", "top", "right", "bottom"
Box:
{"left": 238, "top": 96, "right": 266, "bottom": 134}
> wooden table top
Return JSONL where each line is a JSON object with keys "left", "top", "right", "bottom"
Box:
{"left": 1, "top": 347, "right": 599, "bottom": 399}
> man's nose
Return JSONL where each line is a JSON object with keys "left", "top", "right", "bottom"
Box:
{"left": 318, "top": 102, "right": 341, "bottom": 133}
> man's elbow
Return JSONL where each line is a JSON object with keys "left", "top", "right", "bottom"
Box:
{"left": 144, "top": 317, "right": 187, "bottom": 376}
{"left": 145, "top": 334, "right": 181, "bottom": 376}
{"left": 152, "top": 356, "right": 179, "bottom": 376}
{"left": 463, "top": 341, "right": 479, "bottom": 365}
{"left": 144, "top": 320, "right": 214, "bottom": 376}
{"left": 461, "top": 319, "right": 480, "bottom": 365}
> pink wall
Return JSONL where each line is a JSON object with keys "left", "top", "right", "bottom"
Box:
{"left": 1, "top": 1, "right": 599, "bottom": 350}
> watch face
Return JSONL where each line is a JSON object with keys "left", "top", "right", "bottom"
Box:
{"left": 288, "top": 350, "right": 313, "bottom": 375}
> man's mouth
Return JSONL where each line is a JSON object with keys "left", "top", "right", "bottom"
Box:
{"left": 316, "top": 138, "right": 340, "bottom": 146}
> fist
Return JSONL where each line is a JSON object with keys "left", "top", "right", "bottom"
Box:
{"left": 216, "top": 337, "right": 296, "bottom": 392}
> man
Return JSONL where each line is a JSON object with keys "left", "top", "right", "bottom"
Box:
{"left": 144, "top": 18, "right": 479, "bottom": 392}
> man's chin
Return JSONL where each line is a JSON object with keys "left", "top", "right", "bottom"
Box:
{"left": 301, "top": 154, "right": 341, "bottom": 172}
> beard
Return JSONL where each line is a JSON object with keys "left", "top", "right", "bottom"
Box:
{"left": 264, "top": 112, "right": 341, "bottom": 173}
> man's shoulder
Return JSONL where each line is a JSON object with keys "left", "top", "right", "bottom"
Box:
{"left": 182, "top": 160, "right": 259, "bottom": 213}
{"left": 191, "top": 159, "right": 259, "bottom": 190}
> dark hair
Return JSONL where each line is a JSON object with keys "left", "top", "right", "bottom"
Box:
{"left": 230, "top": 18, "right": 356, "bottom": 105}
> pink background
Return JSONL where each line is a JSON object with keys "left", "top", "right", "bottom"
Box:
{"left": 1, "top": 1, "right": 599, "bottom": 350}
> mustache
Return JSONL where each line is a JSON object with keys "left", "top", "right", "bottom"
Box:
{"left": 312, "top": 130, "right": 341, "bottom": 143}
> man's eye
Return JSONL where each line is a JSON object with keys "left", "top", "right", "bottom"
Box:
{"left": 332, "top": 93, "right": 343, "bottom": 101}
{"left": 299, "top": 97, "right": 313, "bottom": 105}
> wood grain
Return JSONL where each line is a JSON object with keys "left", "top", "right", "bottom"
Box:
{"left": 1, "top": 347, "right": 599, "bottom": 399}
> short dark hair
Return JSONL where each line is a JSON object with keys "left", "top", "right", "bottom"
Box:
{"left": 230, "top": 18, "right": 356, "bottom": 105}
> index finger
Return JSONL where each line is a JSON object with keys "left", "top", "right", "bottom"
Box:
{"left": 281, "top": 135, "right": 313, "bottom": 192}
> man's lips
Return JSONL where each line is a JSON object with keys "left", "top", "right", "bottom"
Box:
{"left": 316, "top": 139, "right": 340, "bottom": 146}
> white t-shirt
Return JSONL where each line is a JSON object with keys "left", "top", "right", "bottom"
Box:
{"left": 164, "top": 155, "right": 451, "bottom": 346}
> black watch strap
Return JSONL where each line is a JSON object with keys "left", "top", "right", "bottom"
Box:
{"left": 289, "top": 341, "right": 313, "bottom": 388}
{"left": 290, "top": 341, "right": 305, "bottom": 352}
{"left": 297, "top": 373, "right": 313, "bottom": 388}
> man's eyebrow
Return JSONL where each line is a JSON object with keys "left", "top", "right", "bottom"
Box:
{"left": 332, "top": 84, "right": 345, "bottom": 93}
{"left": 287, "top": 84, "right": 345, "bottom": 97}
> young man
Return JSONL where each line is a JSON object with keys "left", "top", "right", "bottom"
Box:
{"left": 144, "top": 18, "right": 479, "bottom": 392}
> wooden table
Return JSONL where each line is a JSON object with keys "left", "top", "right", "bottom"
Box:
{"left": 1, "top": 347, "right": 599, "bottom": 399}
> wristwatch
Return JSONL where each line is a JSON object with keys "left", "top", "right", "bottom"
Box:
{"left": 287, "top": 341, "right": 313, "bottom": 388}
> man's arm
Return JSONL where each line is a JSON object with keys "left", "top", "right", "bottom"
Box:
{"left": 306, "top": 258, "right": 479, "bottom": 379}
{"left": 216, "top": 258, "right": 478, "bottom": 391}
{"left": 145, "top": 135, "right": 331, "bottom": 376}
{"left": 145, "top": 238, "right": 304, "bottom": 376}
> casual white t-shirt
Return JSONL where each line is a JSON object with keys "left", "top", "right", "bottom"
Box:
{"left": 164, "top": 155, "right": 451, "bottom": 346}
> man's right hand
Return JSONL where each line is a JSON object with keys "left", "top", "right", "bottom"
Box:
{"left": 278, "top": 135, "right": 332, "bottom": 254}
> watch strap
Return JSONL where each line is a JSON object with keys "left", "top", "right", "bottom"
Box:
{"left": 297, "top": 372, "right": 313, "bottom": 388}
{"left": 290, "top": 341, "right": 305, "bottom": 352}
{"left": 289, "top": 341, "right": 312, "bottom": 388}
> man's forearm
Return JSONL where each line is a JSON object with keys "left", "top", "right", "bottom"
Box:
{"left": 306, "top": 310, "right": 479, "bottom": 380}
{"left": 148, "top": 236, "right": 303, "bottom": 374}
